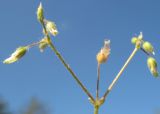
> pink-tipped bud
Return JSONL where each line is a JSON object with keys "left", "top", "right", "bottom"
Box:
{"left": 96, "top": 40, "right": 110, "bottom": 64}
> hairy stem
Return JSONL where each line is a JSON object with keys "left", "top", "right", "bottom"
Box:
{"left": 48, "top": 41, "right": 95, "bottom": 101}
{"left": 103, "top": 47, "right": 138, "bottom": 99}
{"left": 40, "top": 20, "right": 95, "bottom": 102}
{"left": 27, "top": 42, "right": 41, "bottom": 48}
{"left": 94, "top": 106, "right": 99, "bottom": 114}
{"left": 96, "top": 63, "right": 100, "bottom": 99}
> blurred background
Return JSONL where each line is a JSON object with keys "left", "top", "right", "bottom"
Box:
{"left": 0, "top": 0, "right": 160, "bottom": 114}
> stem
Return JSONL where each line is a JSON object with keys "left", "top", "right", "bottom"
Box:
{"left": 40, "top": 20, "right": 95, "bottom": 102}
{"left": 96, "top": 63, "right": 100, "bottom": 99}
{"left": 103, "top": 47, "right": 138, "bottom": 99}
{"left": 48, "top": 41, "right": 95, "bottom": 101}
{"left": 27, "top": 42, "right": 41, "bottom": 48}
{"left": 94, "top": 106, "right": 99, "bottom": 114}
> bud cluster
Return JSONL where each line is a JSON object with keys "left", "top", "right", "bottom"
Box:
{"left": 131, "top": 32, "right": 158, "bottom": 77}
{"left": 37, "top": 3, "right": 58, "bottom": 37}
{"left": 3, "top": 2, "right": 159, "bottom": 80}
{"left": 3, "top": 2, "right": 59, "bottom": 64}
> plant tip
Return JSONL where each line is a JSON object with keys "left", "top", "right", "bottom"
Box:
{"left": 37, "top": 2, "right": 44, "bottom": 23}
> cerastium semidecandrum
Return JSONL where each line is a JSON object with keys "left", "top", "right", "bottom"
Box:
{"left": 3, "top": 3, "right": 159, "bottom": 114}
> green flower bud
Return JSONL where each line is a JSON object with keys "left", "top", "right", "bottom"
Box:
{"left": 142, "top": 41, "right": 155, "bottom": 55}
{"left": 131, "top": 37, "right": 138, "bottom": 44}
{"left": 39, "top": 38, "right": 48, "bottom": 52}
{"left": 37, "top": 2, "right": 44, "bottom": 22}
{"left": 131, "top": 32, "right": 143, "bottom": 49}
{"left": 3, "top": 46, "right": 28, "bottom": 64}
{"left": 147, "top": 57, "right": 159, "bottom": 77}
{"left": 45, "top": 20, "right": 58, "bottom": 36}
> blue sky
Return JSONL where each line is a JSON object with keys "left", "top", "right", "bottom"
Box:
{"left": 0, "top": 0, "right": 160, "bottom": 114}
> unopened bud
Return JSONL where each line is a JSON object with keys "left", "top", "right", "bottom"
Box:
{"left": 46, "top": 20, "right": 58, "bottom": 36}
{"left": 96, "top": 40, "right": 110, "bottom": 64}
{"left": 142, "top": 41, "right": 155, "bottom": 55}
{"left": 131, "top": 37, "right": 138, "bottom": 44}
{"left": 147, "top": 57, "right": 159, "bottom": 77}
{"left": 131, "top": 32, "right": 143, "bottom": 49}
{"left": 37, "top": 2, "right": 44, "bottom": 22}
{"left": 3, "top": 46, "right": 28, "bottom": 64}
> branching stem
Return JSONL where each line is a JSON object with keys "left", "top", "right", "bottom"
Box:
{"left": 27, "top": 42, "right": 41, "bottom": 48}
{"left": 40, "top": 19, "right": 95, "bottom": 102}
{"left": 103, "top": 47, "right": 138, "bottom": 99}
